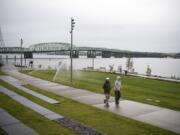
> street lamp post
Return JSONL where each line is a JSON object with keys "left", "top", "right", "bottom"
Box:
{"left": 20, "top": 38, "right": 23, "bottom": 71}
{"left": 70, "top": 18, "right": 75, "bottom": 84}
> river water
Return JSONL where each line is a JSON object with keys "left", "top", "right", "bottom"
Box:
{"left": 1, "top": 54, "right": 180, "bottom": 78}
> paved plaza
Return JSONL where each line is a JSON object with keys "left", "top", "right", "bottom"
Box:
{"left": 1, "top": 64, "right": 180, "bottom": 134}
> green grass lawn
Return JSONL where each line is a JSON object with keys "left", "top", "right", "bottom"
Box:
{"left": 0, "top": 71, "right": 76, "bottom": 135}
{"left": 0, "top": 79, "right": 178, "bottom": 135}
{"left": 22, "top": 69, "right": 180, "bottom": 111}
{"left": 0, "top": 93, "right": 78, "bottom": 135}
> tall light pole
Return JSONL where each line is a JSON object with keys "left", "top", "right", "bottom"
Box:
{"left": 20, "top": 38, "right": 23, "bottom": 71}
{"left": 70, "top": 18, "right": 75, "bottom": 84}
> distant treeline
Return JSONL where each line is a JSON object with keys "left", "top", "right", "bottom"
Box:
{"left": 112, "top": 51, "right": 180, "bottom": 58}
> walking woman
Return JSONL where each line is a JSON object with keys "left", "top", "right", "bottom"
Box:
{"left": 114, "top": 76, "right": 121, "bottom": 106}
{"left": 103, "top": 77, "right": 111, "bottom": 107}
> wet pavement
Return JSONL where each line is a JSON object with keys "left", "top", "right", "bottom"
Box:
{"left": 1, "top": 64, "right": 180, "bottom": 134}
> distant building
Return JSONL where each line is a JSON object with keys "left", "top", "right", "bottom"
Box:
{"left": 29, "top": 42, "right": 72, "bottom": 51}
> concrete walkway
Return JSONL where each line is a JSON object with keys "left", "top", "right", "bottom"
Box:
{"left": 0, "top": 85, "right": 104, "bottom": 135}
{"left": 0, "top": 76, "right": 59, "bottom": 104}
{"left": 1, "top": 64, "right": 180, "bottom": 134}
{"left": 0, "top": 108, "right": 39, "bottom": 135}
{"left": 0, "top": 85, "right": 64, "bottom": 120}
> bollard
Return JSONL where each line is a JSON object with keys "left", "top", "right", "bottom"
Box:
{"left": 14, "top": 55, "right": 16, "bottom": 64}
{"left": 25, "top": 58, "right": 26, "bottom": 67}
{"left": 0, "top": 55, "right": 2, "bottom": 62}
{"left": 6, "top": 55, "right": 8, "bottom": 63}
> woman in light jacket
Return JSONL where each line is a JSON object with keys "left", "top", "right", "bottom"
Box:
{"left": 114, "top": 76, "right": 121, "bottom": 105}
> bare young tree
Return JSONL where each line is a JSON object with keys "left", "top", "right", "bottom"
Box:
{"left": 109, "top": 64, "right": 114, "bottom": 72}
{"left": 117, "top": 65, "right": 122, "bottom": 73}
{"left": 146, "top": 65, "right": 152, "bottom": 76}
{"left": 126, "top": 57, "right": 133, "bottom": 72}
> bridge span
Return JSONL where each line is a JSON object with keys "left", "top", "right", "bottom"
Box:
{"left": 0, "top": 46, "right": 171, "bottom": 58}
{"left": 0, "top": 40, "right": 175, "bottom": 58}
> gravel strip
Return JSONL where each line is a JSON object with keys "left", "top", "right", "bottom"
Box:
{"left": 54, "top": 117, "right": 104, "bottom": 135}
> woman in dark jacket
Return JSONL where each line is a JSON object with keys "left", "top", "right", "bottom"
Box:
{"left": 103, "top": 77, "right": 111, "bottom": 107}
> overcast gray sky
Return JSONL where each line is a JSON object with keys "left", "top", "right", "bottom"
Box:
{"left": 0, "top": 0, "right": 180, "bottom": 52}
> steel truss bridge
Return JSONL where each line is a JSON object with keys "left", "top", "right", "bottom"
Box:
{"left": 0, "top": 46, "right": 173, "bottom": 58}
